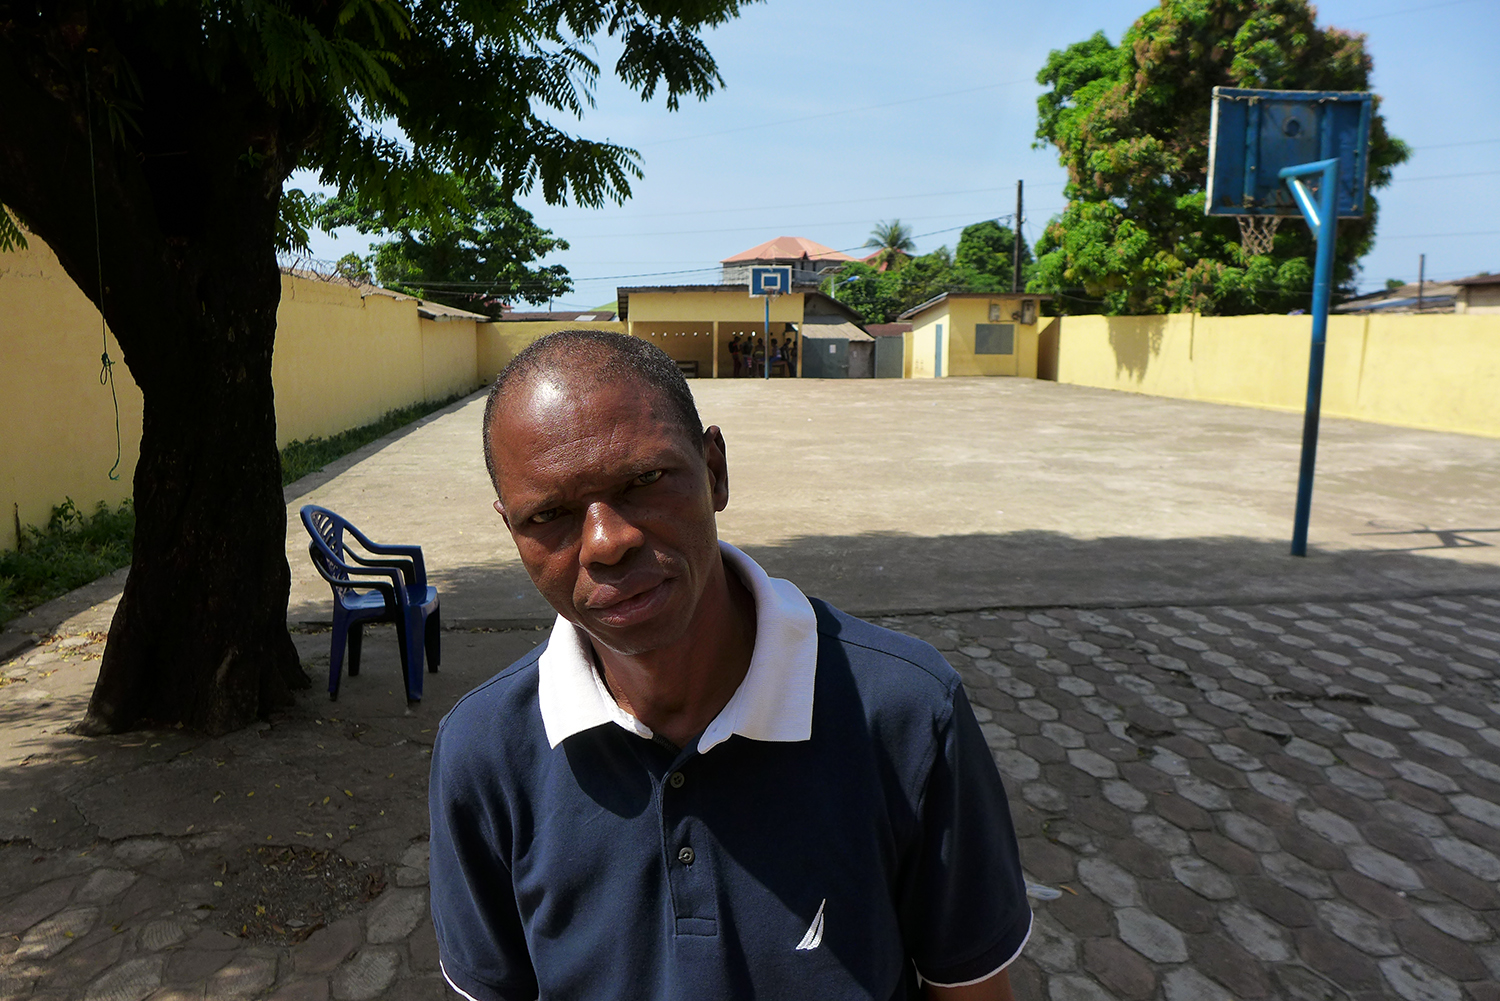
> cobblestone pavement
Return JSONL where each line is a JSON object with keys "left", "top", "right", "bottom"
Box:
{"left": 880, "top": 593, "right": 1500, "bottom": 1001}
{"left": 0, "top": 626, "right": 541, "bottom": 1001}
{"left": 4, "top": 592, "right": 1500, "bottom": 1000}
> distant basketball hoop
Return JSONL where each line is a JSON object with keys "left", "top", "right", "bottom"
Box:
{"left": 1207, "top": 87, "right": 1372, "bottom": 261}
{"left": 748, "top": 267, "right": 793, "bottom": 379}
{"left": 1205, "top": 86, "right": 1373, "bottom": 559}
{"left": 750, "top": 266, "right": 793, "bottom": 297}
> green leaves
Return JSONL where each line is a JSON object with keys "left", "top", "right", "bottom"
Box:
{"left": 0, "top": 207, "right": 28, "bottom": 254}
{"left": 822, "top": 221, "right": 1035, "bottom": 323}
{"left": 1030, "top": 0, "right": 1409, "bottom": 315}
{"left": 313, "top": 171, "right": 572, "bottom": 312}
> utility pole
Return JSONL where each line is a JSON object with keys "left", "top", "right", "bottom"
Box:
{"left": 1012, "top": 180, "right": 1024, "bottom": 294}
{"left": 1417, "top": 253, "right": 1425, "bottom": 312}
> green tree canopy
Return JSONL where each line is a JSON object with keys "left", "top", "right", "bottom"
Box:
{"left": 1029, "top": 0, "right": 1409, "bottom": 315}
{"left": 315, "top": 172, "right": 572, "bottom": 316}
{"left": 825, "top": 220, "right": 1035, "bottom": 323}
{"left": 952, "top": 219, "right": 1034, "bottom": 294}
{"left": 0, "top": 0, "right": 750, "bottom": 734}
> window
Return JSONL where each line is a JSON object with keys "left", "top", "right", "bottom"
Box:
{"left": 975, "top": 323, "right": 1014, "bottom": 355}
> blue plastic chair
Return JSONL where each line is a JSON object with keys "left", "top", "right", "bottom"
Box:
{"left": 300, "top": 505, "right": 440, "bottom": 705}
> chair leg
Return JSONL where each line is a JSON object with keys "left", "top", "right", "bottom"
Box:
{"left": 425, "top": 607, "right": 441, "bottom": 672}
{"left": 348, "top": 623, "right": 363, "bottom": 676}
{"left": 394, "top": 615, "right": 420, "bottom": 705}
{"left": 404, "top": 610, "right": 426, "bottom": 704}
{"left": 328, "top": 612, "right": 348, "bottom": 701}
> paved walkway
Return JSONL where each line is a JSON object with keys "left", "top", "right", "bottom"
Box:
{"left": 3, "top": 378, "right": 1500, "bottom": 1000}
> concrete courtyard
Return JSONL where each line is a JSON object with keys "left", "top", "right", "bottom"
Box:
{"left": 3, "top": 377, "right": 1500, "bottom": 1001}
{"left": 285, "top": 377, "right": 1500, "bottom": 623}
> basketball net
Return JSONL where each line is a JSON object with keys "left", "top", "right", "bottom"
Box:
{"left": 1236, "top": 215, "right": 1282, "bottom": 258}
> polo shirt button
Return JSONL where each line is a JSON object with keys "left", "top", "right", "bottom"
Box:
{"left": 668, "top": 771, "right": 686, "bottom": 789}
{"left": 678, "top": 846, "right": 695, "bottom": 866}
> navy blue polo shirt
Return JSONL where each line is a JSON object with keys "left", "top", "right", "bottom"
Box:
{"left": 429, "top": 548, "right": 1030, "bottom": 1001}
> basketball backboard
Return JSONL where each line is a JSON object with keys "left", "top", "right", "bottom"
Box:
{"left": 1206, "top": 87, "right": 1372, "bottom": 218}
{"left": 750, "top": 266, "right": 793, "bottom": 297}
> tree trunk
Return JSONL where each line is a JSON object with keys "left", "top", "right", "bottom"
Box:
{"left": 85, "top": 270, "right": 308, "bottom": 735}
{"left": 0, "top": 37, "right": 310, "bottom": 735}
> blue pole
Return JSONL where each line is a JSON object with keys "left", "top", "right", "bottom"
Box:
{"left": 764, "top": 295, "right": 771, "bottom": 379}
{"left": 1279, "top": 157, "right": 1341, "bottom": 557}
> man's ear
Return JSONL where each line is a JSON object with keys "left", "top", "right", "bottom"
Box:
{"left": 493, "top": 497, "right": 512, "bottom": 530}
{"left": 704, "top": 426, "right": 730, "bottom": 513}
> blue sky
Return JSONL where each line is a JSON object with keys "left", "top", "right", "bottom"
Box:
{"left": 292, "top": 0, "right": 1499, "bottom": 311}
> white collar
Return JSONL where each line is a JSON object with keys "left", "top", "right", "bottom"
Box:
{"left": 536, "top": 542, "right": 818, "bottom": 753}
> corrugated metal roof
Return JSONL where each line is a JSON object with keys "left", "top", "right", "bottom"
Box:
{"left": 1335, "top": 280, "right": 1460, "bottom": 313}
{"left": 497, "top": 310, "right": 617, "bottom": 322}
{"left": 416, "top": 300, "right": 491, "bottom": 321}
{"left": 721, "top": 236, "right": 855, "bottom": 264}
{"left": 798, "top": 320, "right": 873, "bottom": 342}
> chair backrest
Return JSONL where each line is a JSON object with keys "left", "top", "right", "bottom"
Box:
{"left": 301, "top": 505, "right": 352, "bottom": 589}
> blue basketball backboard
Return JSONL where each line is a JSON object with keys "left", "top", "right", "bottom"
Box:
{"left": 1206, "top": 87, "right": 1372, "bottom": 218}
{"left": 750, "top": 266, "right": 794, "bottom": 296}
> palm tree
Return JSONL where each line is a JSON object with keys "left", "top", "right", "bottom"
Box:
{"left": 864, "top": 219, "right": 915, "bottom": 272}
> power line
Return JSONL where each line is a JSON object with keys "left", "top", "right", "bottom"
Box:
{"left": 639, "top": 78, "right": 1036, "bottom": 147}
{"left": 1413, "top": 137, "right": 1500, "bottom": 151}
{"left": 1340, "top": 0, "right": 1483, "bottom": 21}
{"left": 1381, "top": 230, "right": 1500, "bottom": 239}
{"left": 535, "top": 183, "right": 1056, "bottom": 224}
{"left": 1393, "top": 169, "right": 1500, "bottom": 183}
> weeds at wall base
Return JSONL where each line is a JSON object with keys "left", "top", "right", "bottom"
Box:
{"left": 0, "top": 498, "right": 135, "bottom": 624}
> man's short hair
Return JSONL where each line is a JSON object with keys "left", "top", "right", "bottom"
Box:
{"left": 481, "top": 329, "right": 706, "bottom": 492}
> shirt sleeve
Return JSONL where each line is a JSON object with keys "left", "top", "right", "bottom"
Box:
{"left": 429, "top": 723, "right": 539, "bottom": 1001}
{"left": 899, "top": 681, "right": 1033, "bottom": 987}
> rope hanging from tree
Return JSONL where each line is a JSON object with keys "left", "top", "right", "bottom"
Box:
{"left": 84, "top": 62, "right": 122, "bottom": 482}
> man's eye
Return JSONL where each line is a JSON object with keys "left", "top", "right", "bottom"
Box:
{"left": 529, "top": 508, "right": 563, "bottom": 525}
{"left": 634, "top": 470, "right": 663, "bottom": 486}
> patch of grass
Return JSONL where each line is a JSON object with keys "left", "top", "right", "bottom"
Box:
{"left": 1, "top": 498, "right": 135, "bottom": 624}
{"left": 0, "top": 392, "right": 477, "bottom": 625}
{"left": 280, "top": 388, "right": 477, "bottom": 487}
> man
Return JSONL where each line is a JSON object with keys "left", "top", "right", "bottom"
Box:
{"left": 430, "top": 330, "right": 1031, "bottom": 1000}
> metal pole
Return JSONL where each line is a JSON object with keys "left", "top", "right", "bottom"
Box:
{"left": 1417, "top": 253, "right": 1425, "bottom": 312}
{"left": 1012, "top": 180, "right": 1023, "bottom": 294}
{"left": 1280, "top": 158, "right": 1340, "bottom": 558}
{"left": 764, "top": 294, "right": 771, "bottom": 379}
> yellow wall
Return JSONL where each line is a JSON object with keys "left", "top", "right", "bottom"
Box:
{"left": 0, "top": 236, "right": 144, "bottom": 551}
{"left": 2, "top": 234, "right": 486, "bottom": 550}
{"left": 420, "top": 318, "right": 480, "bottom": 402}
{"left": 1056, "top": 312, "right": 1500, "bottom": 438}
{"left": 626, "top": 289, "right": 805, "bottom": 324}
{"left": 274, "top": 277, "right": 422, "bottom": 445}
{"left": 476, "top": 319, "right": 627, "bottom": 381}
{"left": 271, "top": 280, "right": 483, "bottom": 444}
{"left": 907, "top": 297, "right": 1042, "bottom": 378}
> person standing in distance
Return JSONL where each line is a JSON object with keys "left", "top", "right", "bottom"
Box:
{"left": 429, "top": 330, "right": 1031, "bottom": 1000}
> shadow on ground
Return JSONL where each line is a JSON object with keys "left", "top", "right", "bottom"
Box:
{"left": 292, "top": 529, "right": 1500, "bottom": 628}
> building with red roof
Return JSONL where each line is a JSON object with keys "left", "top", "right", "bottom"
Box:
{"left": 720, "top": 236, "right": 855, "bottom": 286}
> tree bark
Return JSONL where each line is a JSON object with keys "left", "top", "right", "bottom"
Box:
{"left": 0, "top": 21, "right": 310, "bottom": 734}
{"left": 85, "top": 266, "right": 308, "bottom": 735}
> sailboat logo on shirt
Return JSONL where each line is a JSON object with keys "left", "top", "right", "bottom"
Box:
{"left": 795, "top": 899, "right": 826, "bottom": 951}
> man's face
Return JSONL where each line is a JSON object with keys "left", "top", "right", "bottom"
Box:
{"left": 488, "top": 368, "right": 729, "bottom": 656}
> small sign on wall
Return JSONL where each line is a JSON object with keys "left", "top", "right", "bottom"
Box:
{"left": 829, "top": 344, "right": 837, "bottom": 354}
